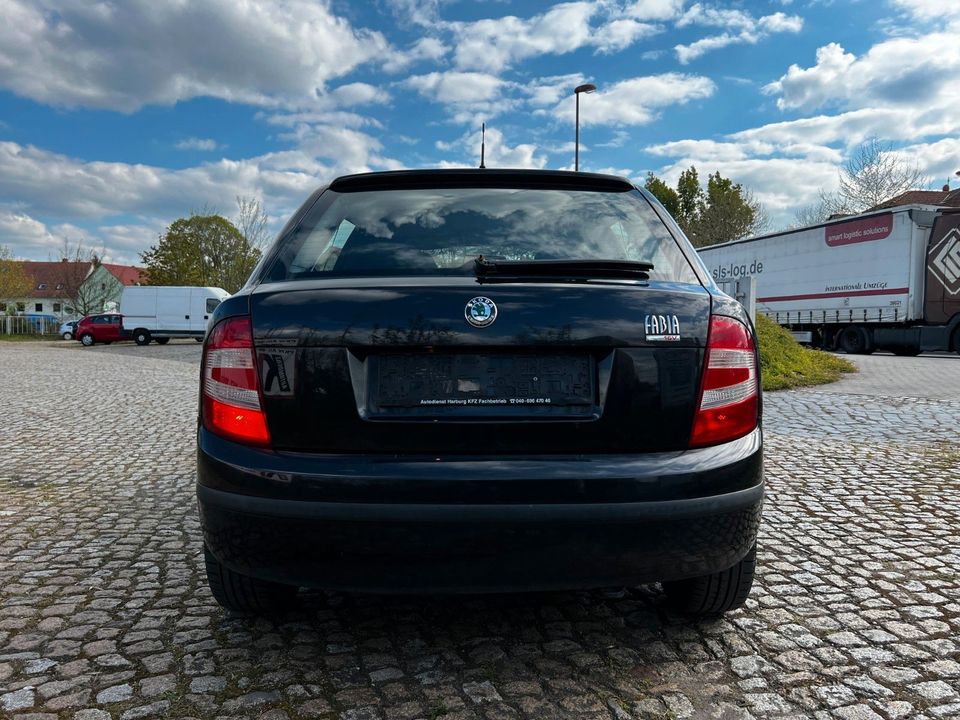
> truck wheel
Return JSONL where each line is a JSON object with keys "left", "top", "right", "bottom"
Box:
{"left": 155, "top": 337, "right": 170, "bottom": 345}
{"left": 80, "top": 334, "right": 94, "bottom": 346}
{"left": 134, "top": 329, "right": 151, "bottom": 346}
{"left": 662, "top": 543, "right": 757, "bottom": 616}
{"left": 203, "top": 545, "right": 297, "bottom": 614}
{"left": 839, "top": 326, "right": 872, "bottom": 354}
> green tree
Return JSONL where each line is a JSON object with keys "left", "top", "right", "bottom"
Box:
{"left": 645, "top": 166, "right": 764, "bottom": 247}
{"left": 676, "top": 166, "right": 705, "bottom": 231}
{"left": 0, "top": 245, "right": 33, "bottom": 312}
{"left": 141, "top": 214, "right": 260, "bottom": 293}
{"left": 694, "top": 172, "right": 764, "bottom": 247}
{"left": 644, "top": 172, "right": 681, "bottom": 219}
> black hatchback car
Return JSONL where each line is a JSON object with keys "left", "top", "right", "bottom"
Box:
{"left": 197, "top": 169, "right": 763, "bottom": 615}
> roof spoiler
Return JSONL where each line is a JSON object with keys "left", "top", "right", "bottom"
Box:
{"left": 329, "top": 169, "right": 635, "bottom": 193}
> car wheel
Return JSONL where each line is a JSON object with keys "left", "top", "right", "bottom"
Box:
{"left": 80, "top": 334, "right": 94, "bottom": 346}
{"left": 134, "top": 329, "right": 151, "bottom": 346}
{"left": 62, "top": 331, "right": 73, "bottom": 340}
{"left": 662, "top": 543, "right": 757, "bottom": 616}
{"left": 155, "top": 337, "right": 170, "bottom": 345}
{"left": 203, "top": 545, "right": 297, "bottom": 614}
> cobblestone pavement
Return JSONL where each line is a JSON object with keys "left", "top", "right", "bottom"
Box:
{"left": 816, "top": 352, "right": 960, "bottom": 400}
{"left": 1, "top": 343, "right": 959, "bottom": 720}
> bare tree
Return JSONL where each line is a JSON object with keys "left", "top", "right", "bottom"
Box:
{"left": 235, "top": 196, "right": 271, "bottom": 251}
{"left": 743, "top": 188, "right": 769, "bottom": 235}
{"left": 50, "top": 239, "right": 107, "bottom": 316}
{"left": 823, "top": 138, "right": 929, "bottom": 215}
{"left": 793, "top": 197, "right": 834, "bottom": 227}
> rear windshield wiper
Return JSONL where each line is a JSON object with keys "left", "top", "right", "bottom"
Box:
{"left": 474, "top": 257, "right": 653, "bottom": 282}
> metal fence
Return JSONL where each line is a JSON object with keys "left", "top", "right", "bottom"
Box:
{"left": 2, "top": 315, "right": 61, "bottom": 336}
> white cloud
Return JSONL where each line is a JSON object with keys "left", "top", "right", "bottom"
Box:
{"left": 175, "top": 138, "right": 221, "bottom": 152}
{"left": 522, "top": 74, "right": 589, "bottom": 108}
{"left": 448, "top": 3, "right": 599, "bottom": 72}
{"left": 596, "top": 130, "right": 632, "bottom": 148}
{"left": 677, "top": 4, "right": 755, "bottom": 30}
{"left": 445, "top": 2, "right": 662, "bottom": 73}
{"left": 436, "top": 127, "right": 546, "bottom": 169}
{"left": 329, "top": 83, "right": 391, "bottom": 107}
{"left": 647, "top": 139, "right": 750, "bottom": 162}
{"left": 382, "top": 0, "right": 441, "bottom": 27}
{"left": 674, "top": 5, "right": 803, "bottom": 63}
{"left": 646, "top": 152, "right": 840, "bottom": 224}
{"left": 594, "top": 19, "right": 661, "bottom": 54}
{"left": 892, "top": 0, "right": 960, "bottom": 23}
{"left": 0, "top": 210, "right": 164, "bottom": 264}
{"left": 889, "top": 138, "right": 960, "bottom": 185}
{"left": 624, "top": 0, "right": 686, "bottom": 21}
{"left": 404, "top": 72, "right": 505, "bottom": 105}
{"left": 766, "top": 35, "right": 960, "bottom": 113}
{"left": 0, "top": 0, "right": 390, "bottom": 111}
{"left": 0, "top": 133, "right": 402, "bottom": 240}
{"left": 382, "top": 37, "right": 448, "bottom": 74}
{"left": 643, "top": 133, "right": 960, "bottom": 229}
{"left": 676, "top": 34, "right": 742, "bottom": 63}
{"left": 0, "top": 211, "right": 59, "bottom": 256}
{"left": 548, "top": 74, "right": 715, "bottom": 126}
{"left": 759, "top": 12, "right": 803, "bottom": 33}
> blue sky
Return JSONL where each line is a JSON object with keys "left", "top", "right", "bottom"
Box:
{"left": 1, "top": 0, "right": 958, "bottom": 264}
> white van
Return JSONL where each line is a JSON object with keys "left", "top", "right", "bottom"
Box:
{"left": 120, "top": 286, "right": 230, "bottom": 345}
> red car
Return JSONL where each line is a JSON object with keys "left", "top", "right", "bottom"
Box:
{"left": 76, "top": 313, "right": 125, "bottom": 346}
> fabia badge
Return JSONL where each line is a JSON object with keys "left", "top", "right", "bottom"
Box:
{"left": 645, "top": 314, "right": 681, "bottom": 341}
{"left": 465, "top": 296, "right": 498, "bottom": 328}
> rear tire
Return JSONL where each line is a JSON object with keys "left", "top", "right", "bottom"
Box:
{"left": 134, "top": 329, "right": 151, "bottom": 346}
{"left": 62, "top": 331, "right": 73, "bottom": 340}
{"left": 838, "top": 326, "right": 873, "bottom": 354}
{"left": 662, "top": 543, "right": 757, "bottom": 616}
{"left": 155, "top": 337, "right": 170, "bottom": 345}
{"left": 80, "top": 334, "right": 94, "bottom": 346}
{"left": 203, "top": 545, "right": 297, "bottom": 614}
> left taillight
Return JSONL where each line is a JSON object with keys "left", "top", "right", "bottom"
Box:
{"left": 689, "top": 315, "right": 759, "bottom": 448}
{"left": 201, "top": 316, "right": 270, "bottom": 446}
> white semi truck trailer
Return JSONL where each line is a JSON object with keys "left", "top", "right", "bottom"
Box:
{"left": 697, "top": 206, "right": 960, "bottom": 355}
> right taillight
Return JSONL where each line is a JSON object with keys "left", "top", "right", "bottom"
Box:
{"left": 690, "top": 315, "right": 759, "bottom": 448}
{"left": 201, "top": 316, "right": 271, "bottom": 446}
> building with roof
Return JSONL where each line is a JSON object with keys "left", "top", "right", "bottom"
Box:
{"left": 3, "top": 260, "right": 143, "bottom": 319}
{"left": 866, "top": 185, "right": 960, "bottom": 212}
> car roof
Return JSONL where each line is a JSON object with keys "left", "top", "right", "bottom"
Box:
{"left": 328, "top": 168, "right": 636, "bottom": 193}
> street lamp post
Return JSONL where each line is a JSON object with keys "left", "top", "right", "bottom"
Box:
{"left": 574, "top": 83, "right": 596, "bottom": 172}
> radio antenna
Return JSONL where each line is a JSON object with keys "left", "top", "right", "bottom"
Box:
{"left": 479, "top": 123, "right": 486, "bottom": 169}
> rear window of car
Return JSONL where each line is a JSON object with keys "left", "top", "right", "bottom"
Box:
{"left": 264, "top": 187, "right": 700, "bottom": 284}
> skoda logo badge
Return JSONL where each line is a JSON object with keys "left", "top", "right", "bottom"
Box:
{"left": 465, "top": 296, "right": 498, "bottom": 328}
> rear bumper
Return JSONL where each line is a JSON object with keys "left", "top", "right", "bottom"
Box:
{"left": 197, "top": 427, "right": 763, "bottom": 593}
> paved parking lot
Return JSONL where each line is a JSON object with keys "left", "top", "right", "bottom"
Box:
{"left": 1, "top": 343, "right": 958, "bottom": 720}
